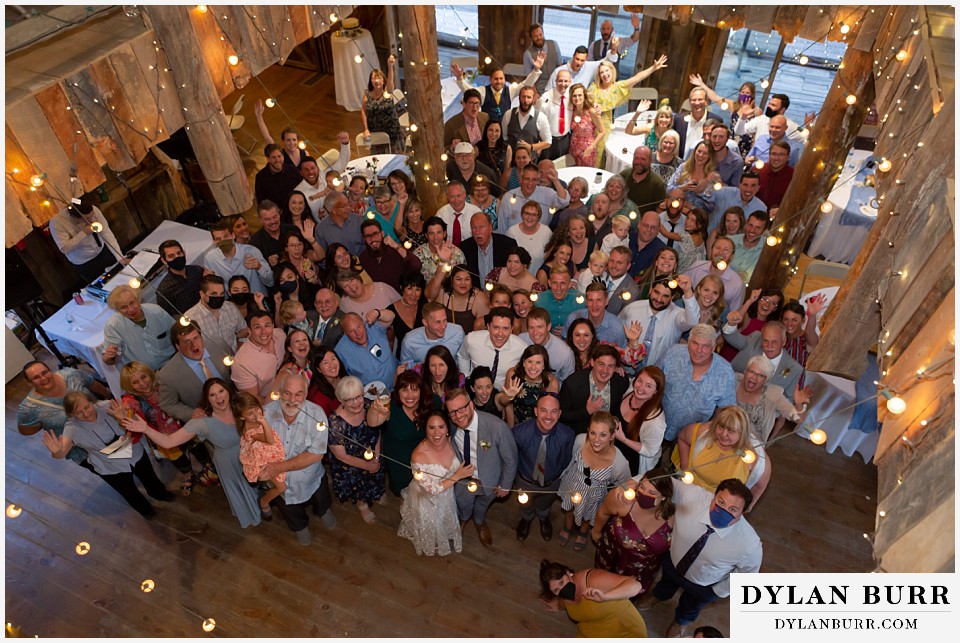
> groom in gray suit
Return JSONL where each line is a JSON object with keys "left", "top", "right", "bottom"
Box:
{"left": 445, "top": 387, "right": 518, "bottom": 548}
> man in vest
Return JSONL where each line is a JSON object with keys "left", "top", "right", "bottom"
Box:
{"left": 523, "top": 23, "right": 562, "bottom": 95}
{"left": 451, "top": 54, "right": 545, "bottom": 123}
{"left": 501, "top": 86, "right": 552, "bottom": 161}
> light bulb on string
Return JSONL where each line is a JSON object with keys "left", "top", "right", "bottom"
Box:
{"left": 845, "top": 94, "right": 857, "bottom": 105}
{"left": 442, "top": 262, "right": 453, "bottom": 273}
{"left": 466, "top": 479, "right": 479, "bottom": 493}
{"left": 740, "top": 449, "right": 756, "bottom": 464}
{"left": 667, "top": 278, "right": 678, "bottom": 289}
{"left": 799, "top": 55, "right": 809, "bottom": 65}
{"left": 839, "top": 22, "right": 850, "bottom": 34}
{"left": 485, "top": 282, "right": 494, "bottom": 291}
{"left": 269, "top": 390, "right": 281, "bottom": 401}
{"left": 628, "top": 211, "right": 637, "bottom": 220}
{"left": 202, "top": 618, "right": 216, "bottom": 633}
{"left": 886, "top": 396, "right": 906, "bottom": 415}
{"left": 366, "top": 212, "right": 376, "bottom": 220}
{"left": 509, "top": 195, "right": 517, "bottom": 204}
{"left": 363, "top": 449, "right": 375, "bottom": 460}
{"left": 228, "top": 55, "right": 239, "bottom": 66}
{"left": 265, "top": 98, "right": 276, "bottom": 108}
{"left": 670, "top": 199, "right": 681, "bottom": 209}
{"left": 409, "top": 124, "right": 418, "bottom": 132}
{"left": 549, "top": 207, "right": 557, "bottom": 215}
{"left": 895, "top": 50, "right": 908, "bottom": 61}
{"left": 315, "top": 421, "right": 327, "bottom": 432}
{"left": 413, "top": 470, "right": 424, "bottom": 481}
{"left": 90, "top": 222, "right": 104, "bottom": 233}
{"left": 6, "top": 504, "right": 22, "bottom": 518}
{"left": 715, "top": 259, "right": 727, "bottom": 271}
{"left": 575, "top": 294, "right": 585, "bottom": 304}
{"left": 129, "top": 277, "right": 141, "bottom": 289}
{"left": 403, "top": 240, "right": 413, "bottom": 250}
{"left": 760, "top": 79, "right": 769, "bottom": 89}
{"left": 517, "top": 492, "right": 529, "bottom": 504}
{"left": 720, "top": 100, "right": 729, "bottom": 111}
{"left": 223, "top": 355, "right": 234, "bottom": 366}
{"left": 329, "top": 13, "right": 338, "bottom": 22}
{"left": 620, "top": 291, "right": 631, "bottom": 301}
{"left": 570, "top": 492, "right": 582, "bottom": 505}
{"left": 877, "top": 158, "right": 892, "bottom": 172}
{"left": 30, "top": 174, "right": 46, "bottom": 188}
{"left": 713, "top": 181, "right": 723, "bottom": 191}
{"left": 179, "top": 316, "right": 191, "bottom": 326}
{"left": 820, "top": 200, "right": 833, "bottom": 213}
{"left": 75, "top": 542, "right": 91, "bottom": 555}
{"left": 484, "top": 56, "right": 492, "bottom": 65}
{"left": 753, "top": 159, "right": 764, "bottom": 169}
{"left": 587, "top": 214, "right": 596, "bottom": 222}
{"left": 573, "top": 115, "right": 582, "bottom": 124}
{"left": 809, "top": 428, "right": 827, "bottom": 445}
{"left": 623, "top": 487, "right": 636, "bottom": 501}
{"left": 529, "top": 292, "right": 539, "bottom": 302}
{"left": 440, "top": 153, "right": 448, "bottom": 162}
{"left": 354, "top": 54, "right": 363, "bottom": 64}
{"left": 681, "top": 471, "right": 695, "bottom": 484}
{"left": 196, "top": 5, "right": 208, "bottom": 13}
{"left": 766, "top": 236, "right": 779, "bottom": 246}
{"left": 140, "top": 579, "right": 155, "bottom": 593}
{"left": 298, "top": 141, "right": 306, "bottom": 150}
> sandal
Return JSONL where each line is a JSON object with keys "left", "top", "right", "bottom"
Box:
{"left": 573, "top": 532, "right": 589, "bottom": 552}
{"left": 260, "top": 503, "right": 273, "bottom": 521}
{"left": 558, "top": 527, "right": 572, "bottom": 547}
{"left": 358, "top": 504, "right": 377, "bottom": 524}
{"left": 180, "top": 474, "right": 196, "bottom": 496}
{"left": 198, "top": 463, "right": 220, "bottom": 487}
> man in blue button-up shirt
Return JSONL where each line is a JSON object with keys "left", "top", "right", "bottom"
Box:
{"left": 335, "top": 314, "right": 399, "bottom": 390}
{"left": 746, "top": 115, "right": 803, "bottom": 168}
{"left": 262, "top": 373, "right": 335, "bottom": 545}
{"left": 512, "top": 393, "right": 575, "bottom": 541}
{"left": 563, "top": 282, "right": 627, "bottom": 347}
{"left": 703, "top": 173, "right": 767, "bottom": 234}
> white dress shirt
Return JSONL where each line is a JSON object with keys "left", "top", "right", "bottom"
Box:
{"left": 733, "top": 112, "right": 805, "bottom": 143}
{"left": 457, "top": 330, "right": 527, "bottom": 389}
{"left": 435, "top": 202, "right": 482, "bottom": 244}
{"left": 618, "top": 295, "right": 700, "bottom": 367}
{"left": 539, "top": 88, "right": 572, "bottom": 138}
{"left": 294, "top": 142, "right": 350, "bottom": 221}
{"left": 497, "top": 186, "right": 570, "bottom": 233}
{"left": 682, "top": 112, "right": 710, "bottom": 159}
{"left": 453, "top": 406, "right": 481, "bottom": 469}
{"left": 49, "top": 206, "right": 124, "bottom": 265}
{"left": 546, "top": 50, "right": 619, "bottom": 91}
{"left": 455, "top": 69, "right": 542, "bottom": 104}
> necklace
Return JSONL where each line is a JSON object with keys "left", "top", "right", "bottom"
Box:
{"left": 628, "top": 394, "right": 643, "bottom": 411}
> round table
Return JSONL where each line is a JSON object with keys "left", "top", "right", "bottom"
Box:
{"left": 330, "top": 28, "right": 379, "bottom": 112}
{"left": 603, "top": 111, "right": 657, "bottom": 175}
{"left": 557, "top": 166, "right": 615, "bottom": 196}
{"left": 807, "top": 150, "right": 878, "bottom": 265}
{"left": 343, "top": 154, "right": 411, "bottom": 184}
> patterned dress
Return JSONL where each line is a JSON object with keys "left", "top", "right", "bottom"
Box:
{"left": 594, "top": 510, "right": 672, "bottom": 594}
{"left": 558, "top": 434, "right": 630, "bottom": 526}
{"left": 569, "top": 111, "right": 600, "bottom": 168}
{"left": 120, "top": 392, "right": 184, "bottom": 462}
{"left": 239, "top": 425, "right": 287, "bottom": 484}
{"left": 675, "top": 231, "right": 706, "bottom": 274}
{"left": 329, "top": 401, "right": 386, "bottom": 504}
{"left": 511, "top": 378, "right": 546, "bottom": 425}
{"left": 589, "top": 81, "right": 631, "bottom": 168}
{"left": 364, "top": 92, "right": 403, "bottom": 153}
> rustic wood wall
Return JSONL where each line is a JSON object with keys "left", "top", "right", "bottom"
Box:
{"left": 477, "top": 6, "right": 536, "bottom": 71}
{"left": 4, "top": 5, "right": 353, "bottom": 246}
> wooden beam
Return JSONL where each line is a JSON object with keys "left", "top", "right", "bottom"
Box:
{"left": 877, "top": 495, "right": 955, "bottom": 573}
{"left": 127, "top": 31, "right": 187, "bottom": 137}
{"left": 751, "top": 46, "right": 876, "bottom": 294}
{"left": 396, "top": 6, "right": 446, "bottom": 216}
{"left": 62, "top": 67, "right": 138, "bottom": 171}
{"left": 5, "top": 182, "right": 35, "bottom": 248}
{"left": 5, "top": 95, "right": 80, "bottom": 208}
{"left": 4, "top": 6, "right": 121, "bottom": 55}
{"left": 33, "top": 83, "right": 108, "bottom": 193}
{"left": 143, "top": 5, "right": 253, "bottom": 215}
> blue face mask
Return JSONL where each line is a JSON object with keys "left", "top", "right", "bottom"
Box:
{"left": 709, "top": 505, "right": 736, "bottom": 529}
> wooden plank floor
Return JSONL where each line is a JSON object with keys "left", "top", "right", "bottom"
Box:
{"left": 5, "top": 66, "right": 874, "bottom": 639}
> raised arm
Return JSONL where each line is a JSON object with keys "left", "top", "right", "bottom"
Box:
{"left": 386, "top": 54, "right": 397, "bottom": 94}
{"left": 622, "top": 55, "right": 668, "bottom": 89}
{"left": 122, "top": 414, "right": 194, "bottom": 450}
{"left": 254, "top": 99, "right": 275, "bottom": 145}
{"left": 688, "top": 73, "right": 724, "bottom": 105}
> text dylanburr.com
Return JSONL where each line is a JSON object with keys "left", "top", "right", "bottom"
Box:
{"left": 730, "top": 574, "right": 957, "bottom": 640}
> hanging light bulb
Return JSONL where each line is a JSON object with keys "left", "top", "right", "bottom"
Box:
{"left": 753, "top": 159, "right": 765, "bottom": 170}
{"left": 760, "top": 79, "right": 769, "bottom": 89}
{"left": 366, "top": 212, "right": 376, "bottom": 220}
{"left": 75, "top": 542, "right": 91, "bottom": 555}
{"left": 89, "top": 222, "right": 104, "bottom": 233}
{"left": 484, "top": 56, "right": 492, "bottom": 65}
{"left": 315, "top": 421, "right": 327, "bottom": 432}
{"left": 715, "top": 259, "right": 727, "bottom": 271}
{"left": 363, "top": 449, "right": 375, "bottom": 460}
{"left": 809, "top": 428, "right": 827, "bottom": 445}
{"left": 667, "top": 278, "right": 678, "bottom": 289}
{"left": 223, "top": 355, "right": 234, "bottom": 366}
{"left": 509, "top": 195, "right": 517, "bottom": 204}
{"left": 265, "top": 98, "right": 276, "bottom": 108}
{"left": 620, "top": 291, "right": 631, "bottom": 301}
{"left": 30, "top": 174, "right": 46, "bottom": 188}
{"left": 409, "top": 124, "right": 418, "bottom": 132}
{"left": 713, "top": 181, "right": 723, "bottom": 191}
{"left": 329, "top": 12, "right": 338, "bottom": 22}
{"left": 196, "top": 5, "right": 208, "bottom": 13}
{"left": 877, "top": 158, "right": 892, "bottom": 172}
{"left": 839, "top": 22, "right": 850, "bottom": 34}
{"left": 549, "top": 207, "right": 557, "bottom": 214}
{"left": 413, "top": 470, "right": 425, "bottom": 481}
{"left": 529, "top": 292, "right": 539, "bottom": 302}
{"left": 570, "top": 492, "right": 582, "bottom": 505}
{"left": 484, "top": 281, "right": 494, "bottom": 291}
{"left": 403, "top": 240, "right": 413, "bottom": 250}
{"left": 573, "top": 115, "right": 582, "bottom": 123}
{"left": 269, "top": 390, "right": 281, "bottom": 401}
{"left": 440, "top": 153, "right": 449, "bottom": 162}
{"left": 623, "top": 488, "right": 636, "bottom": 501}
{"left": 297, "top": 141, "right": 307, "bottom": 150}
{"left": 681, "top": 471, "right": 695, "bottom": 484}
{"left": 466, "top": 479, "right": 479, "bottom": 493}
{"left": 202, "top": 618, "right": 217, "bottom": 633}
{"left": 442, "top": 262, "right": 453, "bottom": 273}
{"left": 720, "top": 100, "right": 729, "bottom": 111}
{"left": 895, "top": 49, "right": 908, "bottom": 61}
{"left": 517, "top": 492, "right": 529, "bottom": 504}
{"left": 128, "top": 277, "right": 142, "bottom": 289}
{"left": 179, "top": 316, "right": 191, "bottom": 326}
{"left": 845, "top": 94, "right": 857, "bottom": 105}
{"left": 354, "top": 54, "right": 363, "bottom": 64}
{"left": 670, "top": 199, "right": 681, "bottom": 209}
{"left": 575, "top": 294, "right": 585, "bottom": 304}
{"left": 5, "top": 504, "right": 22, "bottom": 518}
{"left": 140, "top": 579, "right": 155, "bottom": 593}
{"left": 740, "top": 449, "right": 756, "bottom": 464}
{"left": 766, "top": 236, "right": 779, "bottom": 246}
{"left": 587, "top": 213, "right": 596, "bottom": 222}
{"left": 820, "top": 201, "right": 833, "bottom": 213}
{"left": 228, "top": 55, "right": 239, "bottom": 66}
{"left": 886, "top": 396, "right": 907, "bottom": 415}
{"left": 799, "top": 55, "right": 809, "bottom": 65}
{"left": 628, "top": 211, "right": 637, "bottom": 220}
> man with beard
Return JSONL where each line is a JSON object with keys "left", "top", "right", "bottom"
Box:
{"left": 618, "top": 274, "right": 698, "bottom": 367}
{"left": 204, "top": 219, "right": 274, "bottom": 294}
{"left": 734, "top": 92, "right": 806, "bottom": 143}
{"left": 620, "top": 145, "right": 666, "bottom": 212}
{"left": 727, "top": 211, "right": 770, "bottom": 283}
{"left": 357, "top": 219, "right": 421, "bottom": 292}
{"left": 707, "top": 124, "right": 744, "bottom": 186}
{"left": 546, "top": 44, "right": 620, "bottom": 91}
{"left": 704, "top": 172, "right": 766, "bottom": 234}
{"left": 523, "top": 23, "right": 562, "bottom": 95}
{"left": 501, "top": 86, "right": 552, "bottom": 160}
{"left": 558, "top": 344, "right": 629, "bottom": 435}
{"left": 444, "top": 142, "right": 501, "bottom": 199}
{"left": 657, "top": 190, "right": 687, "bottom": 246}
{"left": 452, "top": 56, "right": 545, "bottom": 122}
{"left": 746, "top": 115, "right": 803, "bottom": 168}
{"left": 262, "top": 373, "right": 338, "bottom": 545}
{"left": 155, "top": 239, "right": 204, "bottom": 318}
{"left": 630, "top": 211, "right": 666, "bottom": 276}
{"left": 255, "top": 144, "right": 302, "bottom": 210}
{"left": 250, "top": 200, "right": 299, "bottom": 268}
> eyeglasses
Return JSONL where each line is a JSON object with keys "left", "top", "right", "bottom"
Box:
{"left": 744, "top": 369, "right": 768, "bottom": 379}
{"left": 342, "top": 394, "right": 363, "bottom": 405}
{"left": 583, "top": 466, "right": 592, "bottom": 486}
{"left": 760, "top": 297, "right": 778, "bottom": 304}
{"left": 448, "top": 400, "right": 472, "bottom": 417}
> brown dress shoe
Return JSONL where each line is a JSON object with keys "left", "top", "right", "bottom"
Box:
{"left": 476, "top": 522, "right": 493, "bottom": 547}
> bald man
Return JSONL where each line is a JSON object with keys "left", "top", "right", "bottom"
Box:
{"left": 746, "top": 115, "right": 803, "bottom": 167}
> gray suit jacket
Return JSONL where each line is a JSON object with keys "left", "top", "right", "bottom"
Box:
{"left": 450, "top": 410, "right": 518, "bottom": 498}
{"left": 725, "top": 330, "right": 803, "bottom": 401}
{"left": 157, "top": 337, "right": 232, "bottom": 423}
{"left": 306, "top": 310, "right": 346, "bottom": 348}
{"left": 606, "top": 277, "right": 643, "bottom": 316}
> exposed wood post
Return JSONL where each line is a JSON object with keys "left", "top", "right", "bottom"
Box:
{"left": 395, "top": 6, "right": 445, "bottom": 216}
{"left": 478, "top": 7, "right": 535, "bottom": 72}
{"left": 750, "top": 46, "right": 876, "bottom": 291}
{"left": 142, "top": 5, "right": 252, "bottom": 215}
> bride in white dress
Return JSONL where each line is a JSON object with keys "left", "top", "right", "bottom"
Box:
{"left": 398, "top": 411, "right": 476, "bottom": 556}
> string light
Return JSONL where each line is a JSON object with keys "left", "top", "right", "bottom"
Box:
{"left": 202, "top": 618, "right": 216, "bottom": 633}
{"left": 570, "top": 492, "right": 582, "bottom": 505}
{"left": 622, "top": 487, "right": 636, "bottom": 501}
{"left": 760, "top": 79, "right": 769, "bottom": 89}
{"left": 587, "top": 214, "right": 596, "bottom": 222}
{"left": 740, "top": 449, "right": 757, "bottom": 464}
{"left": 877, "top": 158, "right": 892, "bottom": 172}
{"left": 354, "top": 54, "right": 363, "bottom": 64}
{"left": 845, "top": 94, "right": 858, "bottom": 105}
{"left": 839, "top": 22, "right": 851, "bottom": 34}
{"left": 265, "top": 98, "right": 276, "bottom": 108}
{"left": 667, "top": 279, "right": 678, "bottom": 289}
{"left": 179, "top": 316, "right": 191, "bottom": 326}
{"left": 485, "top": 282, "right": 494, "bottom": 291}
{"left": 5, "top": 504, "right": 22, "bottom": 518}
{"left": 680, "top": 471, "right": 695, "bottom": 484}
{"left": 315, "top": 421, "right": 327, "bottom": 432}
{"left": 820, "top": 200, "right": 834, "bottom": 213}
{"left": 29, "top": 174, "right": 46, "bottom": 188}
{"left": 509, "top": 195, "right": 517, "bottom": 205}
{"left": 799, "top": 55, "right": 809, "bottom": 65}
{"left": 403, "top": 240, "right": 413, "bottom": 250}
{"left": 363, "top": 449, "right": 375, "bottom": 460}
{"left": 895, "top": 49, "right": 908, "bottom": 61}
{"left": 196, "top": 5, "right": 208, "bottom": 13}
{"left": 628, "top": 210, "right": 637, "bottom": 220}
{"left": 719, "top": 100, "right": 729, "bottom": 111}
{"left": 809, "top": 428, "right": 827, "bottom": 445}
{"left": 409, "top": 124, "right": 418, "bottom": 133}
{"left": 269, "top": 391, "right": 281, "bottom": 401}
{"left": 715, "top": 260, "right": 727, "bottom": 271}
{"left": 575, "top": 294, "right": 585, "bottom": 304}
{"left": 75, "top": 542, "right": 91, "bottom": 555}
{"left": 466, "top": 479, "right": 479, "bottom": 493}
{"left": 620, "top": 292, "right": 632, "bottom": 301}
{"left": 222, "top": 355, "right": 234, "bottom": 366}
{"left": 128, "top": 277, "right": 141, "bottom": 289}
{"left": 753, "top": 159, "right": 765, "bottom": 169}
{"left": 90, "top": 222, "right": 104, "bottom": 233}
{"left": 713, "top": 181, "right": 723, "bottom": 191}
{"left": 529, "top": 293, "right": 539, "bottom": 302}
{"left": 517, "top": 492, "right": 529, "bottom": 504}
{"left": 440, "top": 153, "right": 448, "bottom": 162}
{"left": 228, "top": 55, "right": 239, "bottom": 66}
{"left": 484, "top": 56, "right": 492, "bottom": 65}
{"left": 140, "top": 579, "right": 155, "bottom": 593}
{"left": 886, "top": 396, "right": 907, "bottom": 415}
{"left": 670, "top": 199, "right": 681, "bottom": 209}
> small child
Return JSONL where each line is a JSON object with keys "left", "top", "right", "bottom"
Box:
{"left": 600, "top": 214, "right": 632, "bottom": 255}
{"left": 279, "top": 300, "right": 312, "bottom": 335}
{"left": 325, "top": 170, "right": 344, "bottom": 193}
{"left": 236, "top": 394, "right": 287, "bottom": 517}
{"left": 576, "top": 249, "right": 609, "bottom": 293}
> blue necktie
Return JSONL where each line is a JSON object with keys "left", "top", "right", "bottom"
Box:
{"left": 462, "top": 429, "right": 471, "bottom": 466}
{"left": 641, "top": 314, "right": 657, "bottom": 365}
{"left": 675, "top": 526, "right": 715, "bottom": 577}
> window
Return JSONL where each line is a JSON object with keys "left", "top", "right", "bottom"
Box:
{"left": 540, "top": 6, "right": 641, "bottom": 76}
{"left": 715, "top": 29, "right": 845, "bottom": 124}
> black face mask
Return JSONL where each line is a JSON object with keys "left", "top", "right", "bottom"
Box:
{"left": 279, "top": 280, "right": 298, "bottom": 294}
{"left": 764, "top": 107, "right": 779, "bottom": 119}
{"left": 167, "top": 256, "right": 187, "bottom": 271}
{"left": 558, "top": 581, "right": 576, "bottom": 601}
{"left": 230, "top": 292, "right": 252, "bottom": 306}
{"left": 207, "top": 296, "right": 225, "bottom": 310}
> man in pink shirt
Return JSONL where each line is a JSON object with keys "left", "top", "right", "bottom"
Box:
{"left": 231, "top": 310, "right": 286, "bottom": 403}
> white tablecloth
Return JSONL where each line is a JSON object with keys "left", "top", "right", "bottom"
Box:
{"left": 557, "top": 167, "right": 616, "bottom": 196}
{"left": 798, "top": 286, "right": 879, "bottom": 462}
{"left": 807, "top": 149, "right": 878, "bottom": 265}
{"left": 331, "top": 28, "right": 378, "bottom": 112}
{"left": 37, "top": 221, "right": 215, "bottom": 397}
{"left": 603, "top": 111, "right": 657, "bottom": 175}
{"left": 343, "top": 154, "right": 411, "bottom": 183}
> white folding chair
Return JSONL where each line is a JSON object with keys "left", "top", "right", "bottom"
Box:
{"left": 552, "top": 154, "right": 575, "bottom": 170}
{"left": 798, "top": 260, "right": 850, "bottom": 298}
{"left": 226, "top": 95, "right": 245, "bottom": 130}
{"left": 355, "top": 131, "right": 391, "bottom": 154}
{"left": 321, "top": 148, "right": 341, "bottom": 167}
{"left": 680, "top": 98, "right": 691, "bottom": 112}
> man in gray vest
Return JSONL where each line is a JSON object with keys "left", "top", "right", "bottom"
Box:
{"left": 501, "top": 86, "right": 552, "bottom": 161}
{"left": 523, "top": 23, "right": 562, "bottom": 95}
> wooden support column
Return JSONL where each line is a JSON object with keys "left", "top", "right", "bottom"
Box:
{"left": 478, "top": 6, "right": 535, "bottom": 71}
{"left": 143, "top": 5, "right": 252, "bottom": 215}
{"left": 638, "top": 16, "right": 724, "bottom": 107}
{"left": 396, "top": 6, "right": 445, "bottom": 215}
{"left": 750, "top": 46, "right": 876, "bottom": 292}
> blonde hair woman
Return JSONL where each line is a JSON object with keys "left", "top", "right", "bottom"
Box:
{"left": 666, "top": 140, "right": 718, "bottom": 210}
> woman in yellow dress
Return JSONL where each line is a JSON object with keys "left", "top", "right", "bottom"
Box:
{"left": 540, "top": 559, "right": 647, "bottom": 637}
{"left": 589, "top": 55, "right": 668, "bottom": 168}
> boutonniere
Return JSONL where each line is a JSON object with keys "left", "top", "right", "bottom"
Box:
{"left": 781, "top": 367, "right": 791, "bottom": 378}
{"left": 480, "top": 440, "right": 491, "bottom": 450}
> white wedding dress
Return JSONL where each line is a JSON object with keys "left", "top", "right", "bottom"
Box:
{"left": 398, "top": 460, "right": 463, "bottom": 556}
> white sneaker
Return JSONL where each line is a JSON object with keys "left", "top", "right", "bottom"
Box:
{"left": 320, "top": 510, "right": 337, "bottom": 530}
{"left": 295, "top": 528, "right": 312, "bottom": 546}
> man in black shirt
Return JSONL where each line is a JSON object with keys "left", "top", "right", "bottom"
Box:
{"left": 155, "top": 239, "right": 204, "bottom": 319}
{"left": 249, "top": 200, "right": 299, "bottom": 268}
{"left": 254, "top": 144, "right": 301, "bottom": 209}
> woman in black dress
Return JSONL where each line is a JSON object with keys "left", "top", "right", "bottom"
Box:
{"left": 387, "top": 271, "right": 426, "bottom": 358}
